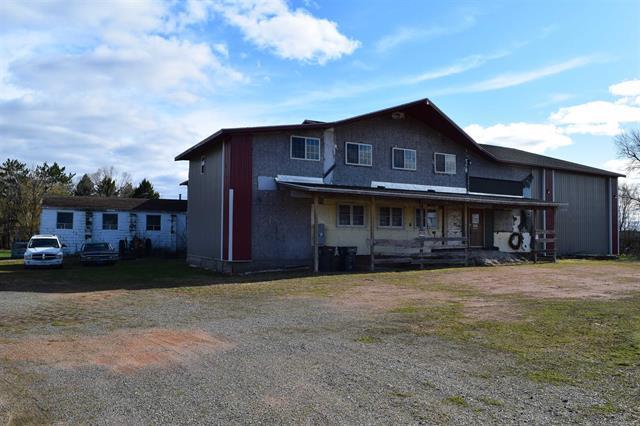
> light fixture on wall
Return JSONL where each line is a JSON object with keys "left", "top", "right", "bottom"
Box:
{"left": 391, "top": 111, "right": 405, "bottom": 120}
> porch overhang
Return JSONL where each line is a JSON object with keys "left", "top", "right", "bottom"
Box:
{"left": 276, "top": 182, "right": 565, "bottom": 209}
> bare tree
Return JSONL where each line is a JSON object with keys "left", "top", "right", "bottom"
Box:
{"left": 615, "top": 129, "right": 640, "bottom": 172}
{"left": 619, "top": 183, "right": 639, "bottom": 232}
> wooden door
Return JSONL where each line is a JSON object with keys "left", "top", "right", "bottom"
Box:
{"left": 469, "top": 209, "right": 484, "bottom": 247}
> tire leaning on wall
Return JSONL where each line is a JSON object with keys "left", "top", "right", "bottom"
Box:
{"left": 508, "top": 232, "right": 523, "bottom": 250}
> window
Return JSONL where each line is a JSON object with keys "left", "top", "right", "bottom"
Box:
{"left": 146, "top": 215, "right": 161, "bottom": 231}
{"left": 392, "top": 148, "right": 416, "bottom": 170}
{"left": 379, "top": 207, "right": 403, "bottom": 228}
{"left": 290, "top": 136, "right": 320, "bottom": 161}
{"left": 434, "top": 153, "right": 456, "bottom": 174}
{"left": 337, "top": 204, "right": 365, "bottom": 226}
{"left": 345, "top": 142, "right": 372, "bottom": 166}
{"left": 200, "top": 156, "right": 206, "bottom": 174}
{"left": 56, "top": 212, "right": 73, "bottom": 229}
{"left": 103, "top": 213, "right": 118, "bottom": 230}
{"left": 415, "top": 209, "right": 438, "bottom": 229}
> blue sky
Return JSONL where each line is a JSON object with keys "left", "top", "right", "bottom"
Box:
{"left": 1, "top": 0, "right": 639, "bottom": 198}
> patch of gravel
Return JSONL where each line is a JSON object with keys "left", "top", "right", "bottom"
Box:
{"left": 1, "top": 288, "right": 636, "bottom": 425}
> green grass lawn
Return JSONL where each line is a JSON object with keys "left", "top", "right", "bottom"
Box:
{"left": 0, "top": 250, "right": 10, "bottom": 259}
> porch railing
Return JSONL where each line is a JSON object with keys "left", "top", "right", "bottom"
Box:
{"left": 369, "top": 236, "right": 469, "bottom": 266}
{"left": 531, "top": 229, "right": 557, "bottom": 262}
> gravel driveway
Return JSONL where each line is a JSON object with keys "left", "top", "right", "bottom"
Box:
{"left": 0, "top": 259, "right": 638, "bottom": 424}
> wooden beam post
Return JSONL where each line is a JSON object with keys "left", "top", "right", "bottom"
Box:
{"left": 464, "top": 203, "right": 469, "bottom": 266}
{"left": 369, "top": 196, "right": 376, "bottom": 272}
{"left": 532, "top": 208, "right": 537, "bottom": 263}
{"left": 313, "top": 195, "right": 319, "bottom": 273}
{"left": 553, "top": 207, "right": 558, "bottom": 262}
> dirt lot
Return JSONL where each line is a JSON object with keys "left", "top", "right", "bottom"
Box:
{"left": 0, "top": 258, "right": 638, "bottom": 424}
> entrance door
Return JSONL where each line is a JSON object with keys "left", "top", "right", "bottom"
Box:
{"left": 469, "top": 209, "right": 484, "bottom": 247}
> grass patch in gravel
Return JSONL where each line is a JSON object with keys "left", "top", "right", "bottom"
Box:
{"left": 479, "top": 396, "right": 504, "bottom": 407}
{"left": 355, "top": 335, "right": 381, "bottom": 344}
{"left": 444, "top": 395, "right": 468, "bottom": 407}
{"left": 589, "top": 401, "right": 619, "bottom": 415}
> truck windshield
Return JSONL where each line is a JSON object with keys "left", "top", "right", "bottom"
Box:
{"left": 28, "top": 238, "right": 60, "bottom": 248}
{"left": 83, "top": 243, "right": 110, "bottom": 251}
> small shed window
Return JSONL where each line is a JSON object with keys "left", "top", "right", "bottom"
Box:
{"left": 345, "top": 142, "right": 372, "bottom": 166}
{"left": 379, "top": 207, "right": 403, "bottom": 228}
{"left": 434, "top": 153, "right": 456, "bottom": 174}
{"left": 103, "top": 213, "right": 118, "bottom": 230}
{"left": 56, "top": 212, "right": 73, "bottom": 229}
{"left": 146, "top": 215, "right": 161, "bottom": 231}
{"left": 392, "top": 147, "right": 416, "bottom": 170}
{"left": 200, "top": 156, "right": 206, "bottom": 174}
{"left": 290, "top": 136, "right": 320, "bottom": 161}
{"left": 337, "top": 204, "right": 365, "bottom": 226}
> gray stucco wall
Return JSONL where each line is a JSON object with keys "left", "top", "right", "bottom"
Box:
{"left": 186, "top": 142, "right": 223, "bottom": 262}
{"left": 555, "top": 171, "right": 609, "bottom": 255}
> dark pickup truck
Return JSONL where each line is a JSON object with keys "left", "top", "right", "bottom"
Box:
{"left": 80, "top": 242, "right": 119, "bottom": 266}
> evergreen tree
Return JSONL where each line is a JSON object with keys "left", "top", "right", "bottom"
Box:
{"left": 95, "top": 176, "right": 118, "bottom": 197}
{"left": 132, "top": 178, "right": 160, "bottom": 199}
{"left": 74, "top": 174, "right": 95, "bottom": 196}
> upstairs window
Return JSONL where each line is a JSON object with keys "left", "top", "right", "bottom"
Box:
{"left": 392, "top": 147, "right": 417, "bottom": 170}
{"left": 434, "top": 153, "right": 456, "bottom": 174}
{"left": 345, "top": 142, "right": 373, "bottom": 166}
{"left": 378, "top": 207, "right": 403, "bottom": 228}
{"left": 337, "top": 204, "right": 365, "bottom": 226}
{"left": 56, "top": 212, "right": 73, "bottom": 229}
{"left": 146, "top": 215, "right": 161, "bottom": 231}
{"left": 200, "top": 156, "right": 206, "bottom": 174}
{"left": 103, "top": 213, "right": 118, "bottom": 230}
{"left": 290, "top": 136, "right": 320, "bottom": 161}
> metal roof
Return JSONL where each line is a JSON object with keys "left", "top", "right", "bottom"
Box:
{"left": 480, "top": 144, "right": 624, "bottom": 178}
{"left": 277, "top": 182, "right": 565, "bottom": 208}
{"left": 42, "top": 196, "right": 187, "bottom": 212}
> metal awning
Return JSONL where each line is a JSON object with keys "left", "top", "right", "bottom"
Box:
{"left": 277, "top": 181, "right": 565, "bottom": 208}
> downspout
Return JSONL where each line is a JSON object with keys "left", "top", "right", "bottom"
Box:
{"left": 465, "top": 158, "right": 471, "bottom": 194}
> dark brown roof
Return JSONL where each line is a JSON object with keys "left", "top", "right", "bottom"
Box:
{"left": 175, "top": 98, "right": 496, "bottom": 163}
{"left": 43, "top": 196, "right": 187, "bottom": 212}
{"left": 277, "top": 181, "right": 564, "bottom": 208}
{"left": 480, "top": 144, "right": 624, "bottom": 177}
{"left": 175, "top": 98, "right": 622, "bottom": 178}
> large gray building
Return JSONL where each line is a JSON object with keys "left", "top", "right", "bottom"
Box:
{"left": 176, "top": 99, "right": 622, "bottom": 273}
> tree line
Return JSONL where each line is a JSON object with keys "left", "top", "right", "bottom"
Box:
{"left": 0, "top": 159, "right": 160, "bottom": 246}
{"left": 615, "top": 129, "right": 640, "bottom": 255}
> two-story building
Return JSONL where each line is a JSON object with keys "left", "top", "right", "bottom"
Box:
{"left": 175, "top": 99, "right": 622, "bottom": 273}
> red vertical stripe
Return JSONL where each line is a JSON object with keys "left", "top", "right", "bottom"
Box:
{"left": 229, "top": 134, "right": 253, "bottom": 261}
{"left": 612, "top": 179, "right": 619, "bottom": 255}
{"left": 222, "top": 139, "right": 231, "bottom": 261}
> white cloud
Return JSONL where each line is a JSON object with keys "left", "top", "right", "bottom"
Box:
{"left": 441, "top": 56, "right": 596, "bottom": 94}
{"left": 550, "top": 101, "right": 640, "bottom": 136}
{"left": 375, "top": 13, "right": 476, "bottom": 53}
{"left": 211, "top": 0, "right": 360, "bottom": 64}
{"left": 603, "top": 159, "right": 637, "bottom": 184}
{"left": 609, "top": 79, "right": 640, "bottom": 97}
{"left": 465, "top": 123, "right": 572, "bottom": 153}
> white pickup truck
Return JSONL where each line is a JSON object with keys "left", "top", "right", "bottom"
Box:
{"left": 23, "top": 234, "right": 64, "bottom": 268}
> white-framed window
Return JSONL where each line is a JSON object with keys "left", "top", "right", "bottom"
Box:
{"left": 290, "top": 136, "right": 321, "bottom": 161}
{"left": 200, "top": 156, "right": 206, "bottom": 174}
{"left": 337, "top": 204, "right": 365, "bottom": 227}
{"left": 392, "top": 147, "right": 417, "bottom": 170}
{"left": 146, "top": 214, "right": 161, "bottom": 231}
{"left": 434, "top": 152, "right": 456, "bottom": 174}
{"left": 415, "top": 209, "right": 438, "bottom": 230}
{"left": 345, "top": 142, "right": 373, "bottom": 166}
{"left": 378, "top": 207, "right": 403, "bottom": 228}
{"left": 56, "top": 212, "right": 73, "bottom": 229}
{"left": 103, "top": 213, "right": 118, "bottom": 230}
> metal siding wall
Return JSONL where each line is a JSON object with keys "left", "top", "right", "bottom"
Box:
{"left": 555, "top": 171, "right": 609, "bottom": 255}
{"left": 186, "top": 143, "right": 223, "bottom": 261}
{"left": 229, "top": 134, "right": 253, "bottom": 261}
{"left": 611, "top": 179, "right": 619, "bottom": 255}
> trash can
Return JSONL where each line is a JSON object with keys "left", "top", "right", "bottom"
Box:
{"left": 338, "top": 246, "right": 358, "bottom": 271}
{"left": 319, "top": 246, "right": 336, "bottom": 272}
